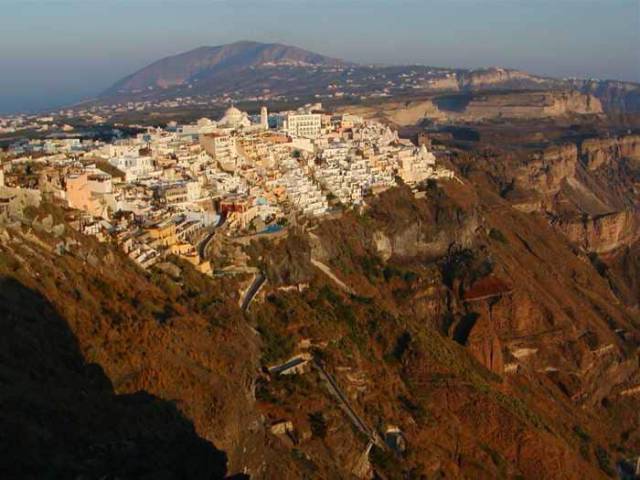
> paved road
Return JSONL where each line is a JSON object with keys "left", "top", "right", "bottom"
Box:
{"left": 268, "top": 355, "right": 308, "bottom": 375}
{"left": 240, "top": 272, "right": 266, "bottom": 312}
{"left": 197, "top": 212, "right": 227, "bottom": 260}
{"left": 197, "top": 229, "right": 216, "bottom": 260}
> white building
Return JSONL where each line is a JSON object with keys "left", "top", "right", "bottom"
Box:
{"left": 283, "top": 113, "right": 322, "bottom": 138}
{"left": 109, "top": 154, "right": 154, "bottom": 182}
{"left": 397, "top": 144, "right": 438, "bottom": 185}
{"left": 271, "top": 157, "right": 328, "bottom": 216}
{"left": 200, "top": 133, "right": 238, "bottom": 170}
{"left": 186, "top": 180, "right": 202, "bottom": 202}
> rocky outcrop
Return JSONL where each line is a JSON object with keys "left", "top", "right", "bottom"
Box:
{"left": 341, "top": 99, "right": 443, "bottom": 126}
{"left": 505, "top": 134, "right": 640, "bottom": 253}
{"left": 502, "top": 134, "right": 640, "bottom": 254}
{"left": 459, "top": 68, "right": 549, "bottom": 90}
{"left": 552, "top": 210, "right": 640, "bottom": 253}
{"left": 580, "top": 135, "right": 640, "bottom": 171}
{"left": 517, "top": 143, "right": 579, "bottom": 196}
{"left": 344, "top": 91, "right": 602, "bottom": 126}
{"left": 572, "top": 79, "right": 640, "bottom": 114}
{"left": 461, "top": 91, "right": 602, "bottom": 120}
{"left": 384, "top": 99, "right": 444, "bottom": 125}
{"left": 371, "top": 215, "right": 479, "bottom": 260}
{"left": 462, "top": 305, "right": 505, "bottom": 374}
{"left": 420, "top": 70, "right": 640, "bottom": 115}
{"left": 423, "top": 75, "right": 460, "bottom": 91}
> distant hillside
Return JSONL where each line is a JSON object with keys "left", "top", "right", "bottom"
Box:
{"left": 99, "top": 41, "right": 640, "bottom": 115}
{"left": 103, "top": 41, "right": 348, "bottom": 97}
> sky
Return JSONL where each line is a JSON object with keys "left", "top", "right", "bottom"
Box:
{"left": 1, "top": 0, "right": 638, "bottom": 114}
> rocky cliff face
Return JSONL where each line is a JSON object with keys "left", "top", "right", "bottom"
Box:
{"left": 453, "top": 131, "right": 639, "bottom": 313}
{"left": 422, "top": 70, "right": 640, "bottom": 114}
{"left": 460, "top": 91, "right": 602, "bottom": 120}
{"left": 344, "top": 90, "right": 603, "bottom": 126}
{"left": 384, "top": 99, "right": 445, "bottom": 125}
{"left": 573, "top": 79, "right": 640, "bottom": 114}
{"left": 499, "top": 134, "right": 640, "bottom": 253}
{"left": 517, "top": 143, "right": 579, "bottom": 197}
{"left": 255, "top": 180, "right": 640, "bottom": 479}
{"left": 552, "top": 210, "right": 640, "bottom": 253}
{"left": 459, "top": 68, "right": 550, "bottom": 90}
{"left": 580, "top": 134, "right": 640, "bottom": 170}
{"left": 3, "top": 169, "right": 640, "bottom": 478}
{"left": 369, "top": 209, "right": 480, "bottom": 260}
{"left": 421, "top": 68, "right": 552, "bottom": 93}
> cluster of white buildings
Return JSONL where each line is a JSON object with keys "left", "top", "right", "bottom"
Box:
{"left": 0, "top": 115, "right": 77, "bottom": 135}
{"left": 1, "top": 102, "right": 452, "bottom": 272}
{"left": 5, "top": 136, "right": 105, "bottom": 156}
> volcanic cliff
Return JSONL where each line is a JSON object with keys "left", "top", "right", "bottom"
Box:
{"left": 2, "top": 155, "right": 639, "bottom": 478}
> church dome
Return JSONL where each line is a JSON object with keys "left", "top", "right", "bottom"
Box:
{"left": 219, "top": 106, "right": 248, "bottom": 127}
{"left": 224, "top": 106, "right": 242, "bottom": 117}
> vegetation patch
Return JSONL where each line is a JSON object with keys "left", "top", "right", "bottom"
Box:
{"left": 489, "top": 228, "right": 508, "bottom": 244}
{"left": 595, "top": 446, "right": 614, "bottom": 477}
{"left": 308, "top": 411, "right": 327, "bottom": 439}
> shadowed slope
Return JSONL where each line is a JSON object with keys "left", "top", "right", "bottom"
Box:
{"left": 0, "top": 276, "right": 233, "bottom": 479}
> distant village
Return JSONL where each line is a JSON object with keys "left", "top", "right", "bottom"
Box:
{"left": 0, "top": 103, "right": 453, "bottom": 275}
{"left": 0, "top": 65, "right": 463, "bottom": 135}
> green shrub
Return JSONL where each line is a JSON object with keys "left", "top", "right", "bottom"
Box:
{"left": 257, "top": 324, "right": 294, "bottom": 364}
{"left": 392, "top": 331, "right": 412, "bottom": 362}
{"left": 370, "top": 445, "right": 402, "bottom": 479}
{"left": 595, "top": 446, "right": 614, "bottom": 476}
{"left": 573, "top": 425, "right": 591, "bottom": 443}
{"left": 439, "top": 245, "right": 475, "bottom": 288}
{"left": 489, "top": 228, "right": 508, "bottom": 244}
{"left": 308, "top": 411, "right": 327, "bottom": 439}
{"left": 358, "top": 255, "right": 382, "bottom": 281}
{"left": 398, "top": 395, "right": 428, "bottom": 424}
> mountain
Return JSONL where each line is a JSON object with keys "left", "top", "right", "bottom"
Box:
{"left": 103, "top": 41, "right": 348, "bottom": 98}
{"left": 99, "top": 41, "right": 640, "bottom": 117}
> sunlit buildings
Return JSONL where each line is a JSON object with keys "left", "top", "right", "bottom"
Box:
{"left": 10, "top": 101, "right": 452, "bottom": 273}
{"left": 281, "top": 113, "right": 322, "bottom": 138}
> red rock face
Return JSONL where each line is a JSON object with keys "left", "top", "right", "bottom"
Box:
{"left": 466, "top": 311, "right": 505, "bottom": 374}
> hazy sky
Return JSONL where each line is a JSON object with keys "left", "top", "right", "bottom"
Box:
{"left": 1, "top": 0, "right": 638, "bottom": 113}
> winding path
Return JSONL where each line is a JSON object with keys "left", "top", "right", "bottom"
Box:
{"left": 240, "top": 272, "right": 267, "bottom": 312}
{"left": 197, "top": 212, "right": 227, "bottom": 261}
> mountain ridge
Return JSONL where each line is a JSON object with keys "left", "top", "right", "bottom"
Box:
{"left": 99, "top": 40, "right": 640, "bottom": 116}
{"left": 103, "top": 40, "right": 349, "bottom": 97}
